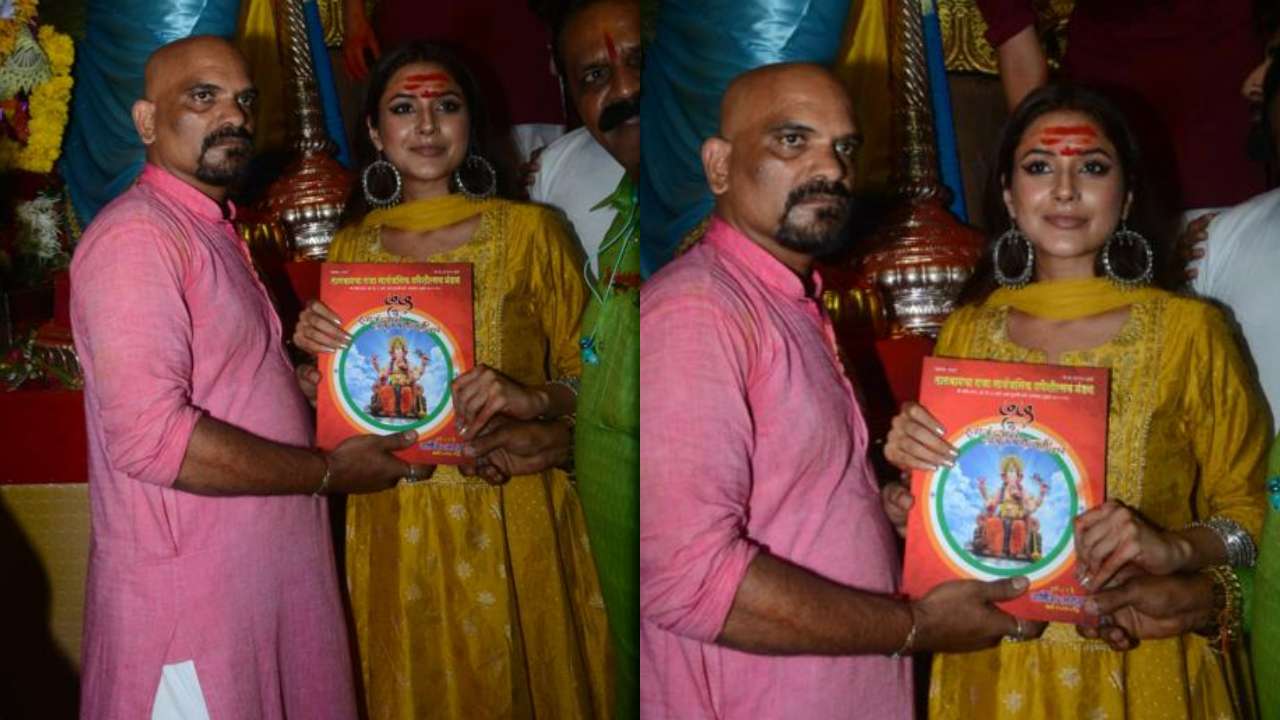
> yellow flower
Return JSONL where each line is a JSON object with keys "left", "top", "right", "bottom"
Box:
{"left": 0, "top": 23, "right": 73, "bottom": 173}
{"left": 0, "top": 0, "right": 38, "bottom": 58}
{"left": 38, "top": 24, "right": 73, "bottom": 76}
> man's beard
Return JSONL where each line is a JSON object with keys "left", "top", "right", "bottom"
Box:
{"left": 195, "top": 125, "right": 253, "bottom": 186}
{"left": 774, "top": 179, "right": 853, "bottom": 257}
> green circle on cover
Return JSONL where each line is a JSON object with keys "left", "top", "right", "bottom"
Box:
{"left": 931, "top": 432, "right": 1079, "bottom": 580}
{"left": 337, "top": 316, "right": 456, "bottom": 433}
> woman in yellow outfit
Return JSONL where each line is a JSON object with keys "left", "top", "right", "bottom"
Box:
{"left": 882, "top": 85, "right": 1268, "bottom": 719}
{"left": 294, "top": 42, "right": 610, "bottom": 719}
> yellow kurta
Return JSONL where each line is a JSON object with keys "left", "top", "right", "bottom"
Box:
{"left": 330, "top": 200, "right": 612, "bottom": 719}
{"left": 929, "top": 292, "right": 1269, "bottom": 720}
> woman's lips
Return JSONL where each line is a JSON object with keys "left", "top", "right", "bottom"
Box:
{"left": 1044, "top": 214, "right": 1087, "bottom": 229}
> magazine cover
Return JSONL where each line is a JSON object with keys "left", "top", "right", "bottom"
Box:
{"left": 316, "top": 263, "right": 474, "bottom": 465}
{"left": 901, "top": 357, "right": 1109, "bottom": 624}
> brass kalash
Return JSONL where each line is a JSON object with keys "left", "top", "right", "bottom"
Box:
{"left": 829, "top": 0, "right": 1074, "bottom": 338}
{"left": 841, "top": 0, "right": 983, "bottom": 339}
{"left": 242, "top": 0, "right": 351, "bottom": 262}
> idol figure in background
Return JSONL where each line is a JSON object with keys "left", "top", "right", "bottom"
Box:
{"left": 293, "top": 42, "right": 610, "bottom": 719}
{"left": 883, "top": 84, "right": 1269, "bottom": 719}
{"left": 973, "top": 457, "right": 1048, "bottom": 561}
{"left": 368, "top": 337, "right": 428, "bottom": 419}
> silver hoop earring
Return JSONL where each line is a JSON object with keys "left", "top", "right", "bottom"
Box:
{"left": 451, "top": 153, "right": 497, "bottom": 200}
{"left": 993, "top": 225, "right": 1035, "bottom": 288}
{"left": 362, "top": 154, "right": 402, "bottom": 208}
{"left": 1101, "top": 221, "right": 1154, "bottom": 287}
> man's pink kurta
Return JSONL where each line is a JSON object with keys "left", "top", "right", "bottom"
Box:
{"left": 639, "top": 218, "right": 912, "bottom": 720}
{"left": 70, "top": 165, "right": 356, "bottom": 718}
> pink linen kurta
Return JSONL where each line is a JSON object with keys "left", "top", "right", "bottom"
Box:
{"left": 639, "top": 217, "right": 912, "bottom": 720}
{"left": 70, "top": 164, "right": 356, "bottom": 718}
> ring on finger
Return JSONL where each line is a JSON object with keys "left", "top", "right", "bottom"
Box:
{"left": 1007, "top": 617, "right": 1026, "bottom": 642}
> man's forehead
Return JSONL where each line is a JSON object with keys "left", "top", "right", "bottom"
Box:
{"left": 723, "top": 66, "right": 853, "bottom": 132}
{"left": 149, "top": 42, "right": 250, "bottom": 96}
{"left": 564, "top": 2, "right": 640, "bottom": 60}
{"left": 740, "top": 95, "right": 857, "bottom": 138}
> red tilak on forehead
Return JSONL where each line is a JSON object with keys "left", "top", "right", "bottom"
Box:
{"left": 1042, "top": 125, "right": 1098, "bottom": 137}
{"left": 604, "top": 32, "right": 618, "bottom": 63}
{"left": 404, "top": 72, "right": 450, "bottom": 83}
{"left": 1039, "top": 124, "right": 1098, "bottom": 146}
{"left": 400, "top": 72, "right": 451, "bottom": 99}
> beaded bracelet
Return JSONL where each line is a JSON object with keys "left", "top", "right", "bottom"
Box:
{"left": 1197, "top": 565, "right": 1243, "bottom": 653}
{"left": 550, "top": 375, "right": 581, "bottom": 397}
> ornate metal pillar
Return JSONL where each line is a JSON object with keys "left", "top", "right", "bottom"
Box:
{"left": 264, "top": 0, "right": 351, "bottom": 260}
{"left": 855, "top": 0, "right": 984, "bottom": 337}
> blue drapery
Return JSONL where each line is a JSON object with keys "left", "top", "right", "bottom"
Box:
{"left": 639, "top": 0, "right": 853, "bottom": 275}
{"left": 60, "top": 0, "right": 240, "bottom": 227}
{"left": 921, "top": 0, "right": 967, "bottom": 221}
{"left": 305, "top": 0, "right": 351, "bottom": 168}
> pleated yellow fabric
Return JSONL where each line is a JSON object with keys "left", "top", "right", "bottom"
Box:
{"left": 330, "top": 199, "right": 612, "bottom": 719}
{"left": 833, "top": 0, "right": 892, "bottom": 192}
{"left": 361, "top": 194, "right": 497, "bottom": 233}
{"left": 986, "top": 277, "right": 1166, "bottom": 321}
{"left": 235, "top": 0, "right": 289, "bottom": 154}
{"left": 928, "top": 291, "right": 1269, "bottom": 719}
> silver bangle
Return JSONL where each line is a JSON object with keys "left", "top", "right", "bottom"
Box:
{"left": 1188, "top": 516, "right": 1257, "bottom": 568}
{"left": 890, "top": 604, "right": 918, "bottom": 658}
{"left": 313, "top": 454, "right": 332, "bottom": 497}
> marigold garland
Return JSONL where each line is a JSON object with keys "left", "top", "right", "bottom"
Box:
{"left": 0, "top": 22, "right": 73, "bottom": 173}
{"left": 0, "top": 0, "right": 37, "bottom": 58}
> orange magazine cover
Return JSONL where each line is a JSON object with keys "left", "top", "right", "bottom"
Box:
{"left": 901, "top": 357, "right": 1108, "bottom": 624}
{"left": 316, "top": 263, "right": 474, "bottom": 465}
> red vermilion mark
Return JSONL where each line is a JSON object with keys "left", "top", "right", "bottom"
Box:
{"left": 1059, "top": 146, "right": 1086, "bottom": 156}
{"left": 604, "top": 32, "right": 618, "bottom": 63}
{"left": 404, "top": 72, "right": 449, "bottom": 83}
{"left": 1042, "top": 125, "right": 1098, "bottom": 137}
{"left": 403, "top": 72, "right": 451, "bottom": 98}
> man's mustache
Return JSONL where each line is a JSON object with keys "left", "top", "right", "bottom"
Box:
{"left": 598, "top": 96, "right": 640, "bottom": 133}
{"left": 784, "top": 179, "right": 851, "bottom": 213}
{"left": 201, "top": 125, "right": 253, "bottom": 154}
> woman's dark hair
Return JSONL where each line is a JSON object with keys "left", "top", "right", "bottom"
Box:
{"left": 342, "top": 41, "right": 499, "bottom": 223}
{"left": 959, "top": 84, "right": 1182, "bottom": 305}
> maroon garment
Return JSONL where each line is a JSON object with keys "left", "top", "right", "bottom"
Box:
{"left": 374, "top": 1, "right": 565, "bottom": 128}
{"left": 977, "top": 0, "right": 1266, "bottom": 209}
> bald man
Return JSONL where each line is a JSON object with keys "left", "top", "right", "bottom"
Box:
{"left": 639, "top": 64, "right": 1031, "bottom": 719}
{"left": 70, "top": 36, "right": 416, "bottom": 718}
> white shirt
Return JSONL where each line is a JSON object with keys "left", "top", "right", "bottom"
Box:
{"left": 530, "top": 126, "right": 625, "bottom": 276}
{"left": 1193, "top": 186, "right": 1280, "bottom": 431}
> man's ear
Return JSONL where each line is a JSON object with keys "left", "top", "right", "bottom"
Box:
{"left": 702, "top": 136, "right": 731, "bottom": 196}
{"left": 132, "top": 99, "right": 156, "bottom": 146}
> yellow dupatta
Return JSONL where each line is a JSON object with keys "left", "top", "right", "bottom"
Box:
{"left": 331, "top": 194, "right": 501, "bottom": 251}
{"left": 363, "top": 194, "right": 499, "bottom": 232}
{"left": 984, "top": 278, "right": 1165, "bottom": 320}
